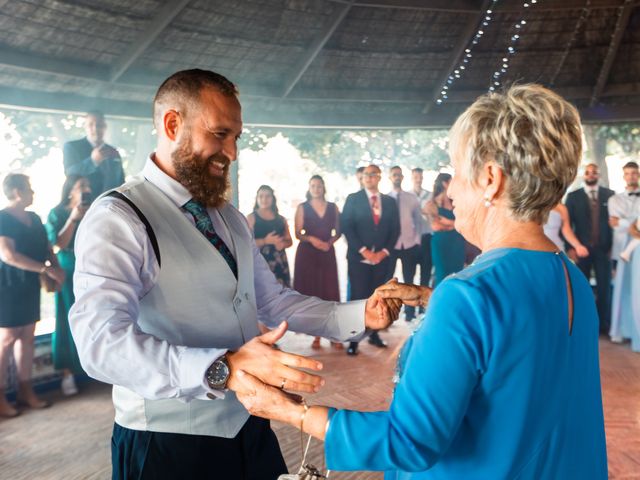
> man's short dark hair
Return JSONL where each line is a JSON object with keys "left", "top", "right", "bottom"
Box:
{"left": 623, "top": 161, "right": 639, "bottom": 170}
{"left": 2, "top": 173, "right": 29, "bottom": 200}
{"left": 153, "top": 69, "right": 238, "bottom": 128}
{"left": 390, "top": 165, "right": 402, "bottom": 172}
{"left": 356, "top": 166, "right": 365, "bottom": 174}
{"left": 86, "top": 110, "right": 105, "bottom": 121}
{"left": 412, "top": 167, "right": 423, "bottom": 174}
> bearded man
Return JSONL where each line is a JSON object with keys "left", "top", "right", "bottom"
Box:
{"left": 566, "top": 163, "right": 615, "bottom": 333}
{"left": 69, "top": 69, "right": 398, "bottom": 479}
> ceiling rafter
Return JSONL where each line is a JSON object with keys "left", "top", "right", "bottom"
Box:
{"left": 329, "top": 0, "right": 640, "bottom": 13}
{"left": 280, "top": 1, "right": 354, "bottom": 98}
{"left": 422, "top": 0, "right": 491, "bottom": 114}
{"left": 109, "top": 0, "right": 192, "bottom": 83}
{"left": 590, "top": 0, "right": 636, "bottom": 106}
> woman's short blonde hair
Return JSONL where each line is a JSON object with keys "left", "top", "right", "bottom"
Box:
{"left": 449, "top": 84, "right": 582, "bottom": 223}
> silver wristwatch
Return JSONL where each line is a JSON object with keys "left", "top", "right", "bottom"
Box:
{"left": 206, "top": 354, "right": 230, "bottom": 390}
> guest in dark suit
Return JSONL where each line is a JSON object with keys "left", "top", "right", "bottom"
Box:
{"left": 342, "top": 164, "right": 400, "bottom": 355}
{"left": 63, "top": 111, "right": 125, "bottom": 196}
{"left": 566, "top": 163, "right": 615, "bottom": 332}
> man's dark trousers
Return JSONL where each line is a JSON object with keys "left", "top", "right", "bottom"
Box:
{"left": 111, "top": 416, "right": 287, "bottom": 480}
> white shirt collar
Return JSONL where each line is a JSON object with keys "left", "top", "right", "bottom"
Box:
{"left": 364, "top": 188, "right": 380, "bottom": 200}
{"left": 583, "top": 184, "right": 599, "bottom": 195}
{"left": 142, "top": 154, "right": 194, "bottom": 208}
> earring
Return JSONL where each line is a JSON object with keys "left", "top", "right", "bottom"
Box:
{"left": 483, "top": 196, "right": 493, "bottom": 208}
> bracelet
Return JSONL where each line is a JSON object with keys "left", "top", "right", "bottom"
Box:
{"left": 300, "top": 399, "right": 309, "bottom": 432}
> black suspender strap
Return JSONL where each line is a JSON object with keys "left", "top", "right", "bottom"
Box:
{"left": 106, "top": 191, "right": 161, "bottom": 268}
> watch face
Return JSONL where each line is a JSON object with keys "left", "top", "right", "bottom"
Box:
{"left": 208, "top": 358, "right": 230, "bottom": 388}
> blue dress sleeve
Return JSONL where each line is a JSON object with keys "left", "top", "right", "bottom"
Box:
{"left": 325, "top": 279, "right": 489, "bottom": 472}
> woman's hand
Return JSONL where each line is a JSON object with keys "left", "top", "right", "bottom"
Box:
{"left": 235, "top": 369, "right": 304, "bottom": 425}
{"left": 375, "top": 278, "right": 432, "bottom": 308}
{"left": 69, "top": 204, "right": 89, "bottom": 223}
{"left": 575, "top": 244, "right": 589, "bottom": 258}
{"left": 263, "top": 231, "right": 280, "bottom": 246}
{"left": 45, "top": 265, "right": 65, "bottom": 284}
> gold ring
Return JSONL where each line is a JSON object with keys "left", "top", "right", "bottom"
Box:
{"left": 280, "top": 378, "right": 286, "bottom": 390}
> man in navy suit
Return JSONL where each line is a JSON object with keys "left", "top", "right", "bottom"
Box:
{"left": 63, "top": 111, "right": 125, "bottom": 196}
{"left": 341, "top": 164, "right": 400, "bottom": 355}
{"left": 565, "top": 163, "right": 614, "bottom": 333}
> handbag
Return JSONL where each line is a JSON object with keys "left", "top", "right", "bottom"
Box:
{"left": 40, "top": 272, "right": 60, "bottom": 293}
{"left": 278, "top": 434, "right": 330, "bottom": 480}
{"left": 39, "top": 260, "right": 61, "bottom": 293}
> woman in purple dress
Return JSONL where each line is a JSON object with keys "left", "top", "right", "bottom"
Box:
{"left": 293, "top": 175, "right": 342, "bottom": 349}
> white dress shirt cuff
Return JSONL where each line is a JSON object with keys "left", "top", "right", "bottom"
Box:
{"left": 336, "top": 300, "right": 367, "bottom": 340}
{"left": 179, "top": 347, "right": 228, "bottom": 400}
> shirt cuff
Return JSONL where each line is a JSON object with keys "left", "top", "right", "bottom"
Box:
{"left": 382, "top": 248, "right": 390, "bottom": 256}
{"left": 336, "top": 300, "right": 367, "bottom": 340}
{"left": 358, "top": 246, "right": 367, "bottom": 253}
{"left": 178, "top": 347, "right": 228, "bottom": 400}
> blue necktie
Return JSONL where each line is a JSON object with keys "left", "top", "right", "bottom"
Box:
{"left": 183, "top": 200, "right": 238, "bottom": 279}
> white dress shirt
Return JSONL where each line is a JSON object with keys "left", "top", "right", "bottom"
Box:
{"left": 608, "top": 188, "right": 640, "bottom": 258}
{"left": 388, "top": 189, "right": 421, "bottom": 250}
{"left": 70, "top": 155, "right": 365, "bottom": 402}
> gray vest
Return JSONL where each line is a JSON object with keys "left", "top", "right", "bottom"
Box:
{"left": 109, "top": 177, "right": 260, "bottom": 437}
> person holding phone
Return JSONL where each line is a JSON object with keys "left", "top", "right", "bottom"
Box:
{"left": 63, "top": 111, "right": 125, "bottom": 196}
{"left": 45, "top": 175, "right": 92, "bottom": 396}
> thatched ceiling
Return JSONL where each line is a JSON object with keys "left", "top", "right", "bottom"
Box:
{"left": 0, "top": 0, "right": 639, "bottom": 127}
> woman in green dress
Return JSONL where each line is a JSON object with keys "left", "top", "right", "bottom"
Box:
{"left": 46, "top": 175, "right": 91, "bottom": 396}
{"left": 424, "top": 173, "right": 466, "bottom": 287}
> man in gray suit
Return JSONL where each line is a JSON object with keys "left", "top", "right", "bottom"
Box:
{"left": 70, "top": 69, "right": 397, "bottom": 479}
{"left": 63, "top": 111, "right": 125, "bottom": 196}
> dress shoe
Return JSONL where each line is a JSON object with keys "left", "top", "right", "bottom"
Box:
{"left": 368, "top": 333, "right": 387, "bottom": 348}
{"left": 61, "top": 375, "right": 78, "bottom": 396}
{"left": 346, "top": 343, "right": 358, "bottom": 356}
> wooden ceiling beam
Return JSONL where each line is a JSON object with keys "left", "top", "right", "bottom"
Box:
{"left": 330, "top": 0, "right": 640, "bottom": 13}
{"left": 280, "top": 1, "right": 354, "bottom": 98}
{"left": 422, "top": 0, "right": 491, "bottom": 114}
{"left": 590, "top": 0, "right": 636, "bottom": 106}
{"left": 108, "top": 0, "right": 192, "bottom": 83}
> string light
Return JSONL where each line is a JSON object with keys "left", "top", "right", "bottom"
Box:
{"left": 488, "top": 1, "right": 539, "bottom": 93}
{"left": 435, "top": 1, "right": 499, "bottom": 105}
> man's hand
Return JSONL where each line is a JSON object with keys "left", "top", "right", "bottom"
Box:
{"left": 226, "top": 321, "right": 324, "bottom": 395}
{"left": 375, "top": 278, "right": 432, "bottom": 308}
{"left": 91, "top": 145, "right": 118, "bottom": 165}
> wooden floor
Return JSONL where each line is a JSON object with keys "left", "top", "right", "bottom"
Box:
{"left": 1, "top": 322, "right": 639, "bottom": 479}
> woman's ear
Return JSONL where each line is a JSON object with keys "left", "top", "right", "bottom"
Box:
{"left": 483, "top": 161, "right": 504, "bottom": 202}
{"left": 163, "top": 109, "right": 182, "bottom": 142}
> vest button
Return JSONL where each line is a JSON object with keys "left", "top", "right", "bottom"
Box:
{"left": 234, "top": 297, "right": 241, "bottom": 306}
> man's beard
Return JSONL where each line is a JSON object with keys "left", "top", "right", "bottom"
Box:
{"left": 172, "top": 138, "right": 230, "bottom": 208}
{"left": 585, "top": 178, "right": 598, "bottom": 186}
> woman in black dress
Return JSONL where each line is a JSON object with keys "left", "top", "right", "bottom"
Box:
{"left": 0, "top": 174, "right": 64, "bottom": 417}
{"left": 247, "top": 185, "right": 292, "bottom": 287}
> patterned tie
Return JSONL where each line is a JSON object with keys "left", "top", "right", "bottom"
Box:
{"left": 589, "top": 190, "right": 599, "bottom": 247}
{"left": 183, "top": 200, "right": 238, "bottom": 279}
{"left": 370, "top": 194, "right": 380, "bottom": 226}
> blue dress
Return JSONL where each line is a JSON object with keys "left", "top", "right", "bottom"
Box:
{"left": 610, "top": 239, "right": 640, "bottom": 351}
{"left": 430, "top": 207, "right": 465, "bottom": 286}
{"left": 325, "top": 248, "right": 607, "bottom": 479}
